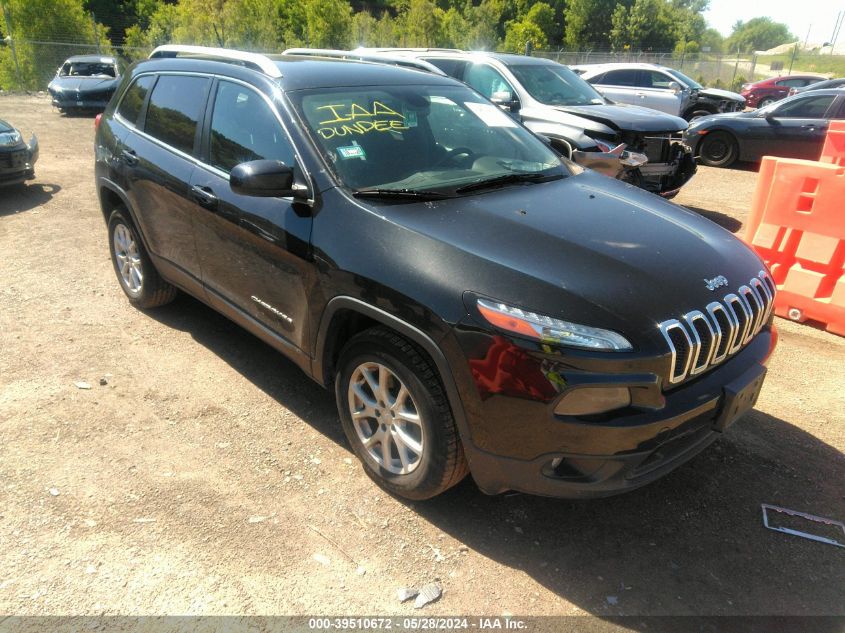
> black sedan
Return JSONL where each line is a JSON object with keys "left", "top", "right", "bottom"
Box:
{"left": 47, "top": 55, "right": 120, "bottom": 113}
{"left": 684, "top": 89, "right": 845, "bottom": 167}
{"left": 0, "top": 118, "right": 38, "bottom": 186}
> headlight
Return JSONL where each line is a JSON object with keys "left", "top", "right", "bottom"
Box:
{"left": 0, "top": 130, "right": 22, "bottom": 146}
{"left": 476, "top": 298, "right": 633, "bottom": 351}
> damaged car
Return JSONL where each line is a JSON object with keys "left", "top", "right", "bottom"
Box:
{"left": 48, "top": 55, "right": 121, "bottom": 113}
{"left": 290, "top": 49, "right": 696, "bottom": 198}
{"left": 0, "top": 118, "right": 38, "bottom": 186}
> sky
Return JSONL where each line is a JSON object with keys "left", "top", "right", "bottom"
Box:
{"left": 703, "top": 0, "right": 845, "bottom": 45}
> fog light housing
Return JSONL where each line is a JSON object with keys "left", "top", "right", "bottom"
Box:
{"left": 554, "top": 387, "right": 631, "bottom": 416}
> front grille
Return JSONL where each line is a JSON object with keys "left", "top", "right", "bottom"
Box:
{"left": 659, "top": 271, "right": 775, "bottom": 385}
{"left": 0, "top": 150, "right": 26, "bottom": 169}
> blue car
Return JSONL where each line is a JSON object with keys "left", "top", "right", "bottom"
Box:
{"left": 47, "top": 55, "right": 121, "bottom": 113}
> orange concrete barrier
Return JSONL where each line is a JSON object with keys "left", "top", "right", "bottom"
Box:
{"left": 744, "top": 157, "right": 845, "bottom": 336}
{"left": 820, "top": 120, "right": 845, "bottom": 166}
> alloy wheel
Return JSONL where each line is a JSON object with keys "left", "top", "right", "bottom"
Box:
{"left": 347, "top": 362, "right": 425, "bottom": 475}
{"left": 113, "top": 223, "right": 143, "bottom": 294}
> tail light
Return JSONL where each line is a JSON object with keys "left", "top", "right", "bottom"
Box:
{"left": 94, "top": 113, "right": 102, "bottom": 131}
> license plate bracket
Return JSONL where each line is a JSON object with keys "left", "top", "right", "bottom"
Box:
{"left": 714, "top": 364, "right": 766, "bottom": 432}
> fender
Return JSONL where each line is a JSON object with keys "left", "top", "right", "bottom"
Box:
{"left": 312, "top": 296, "right": 475, "bottom": 455}
{"left": 97, "top": 176, "right": 153, "bottom": 254}
{"left": 522, "top": 120, "right": 597, "bottom": 154}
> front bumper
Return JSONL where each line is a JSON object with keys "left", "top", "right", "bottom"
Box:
{"left": 51, "top": 94, "right": 112, "bottom": 110}
{"left": 446, "top": 323, "right": 774, "bottom": 498}
{"left": 637, "top": 138, "right": 696, "bottom": 197}
{"left": 0, "top": 135, "right": 38, "bottom": 186}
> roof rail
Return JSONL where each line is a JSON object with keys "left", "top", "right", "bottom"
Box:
{"left": 149, "top": 45, "right": 282, "bottom": 78}
{"left": 282, "top": 48, "right": 446, "bottom": 75}
{"left": 355, "top": 47, "right": 464, "bottom": 53}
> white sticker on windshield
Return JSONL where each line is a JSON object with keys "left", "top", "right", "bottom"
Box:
{"left": 430, "top": 96, "right": 457, "bottom": 105}
{"left": 464, "top": 102, "right": 518, "bottom": 128}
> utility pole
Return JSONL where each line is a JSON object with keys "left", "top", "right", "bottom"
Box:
{"left": 831, "top": 11, "right": 844, "bottom": 53}
{"left": 2, "top": 3, "right": 22, "bottom": 90}
{"left": 788, "top": 43, "right": 798, "bottom": 75}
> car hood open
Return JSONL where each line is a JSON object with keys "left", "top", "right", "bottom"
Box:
{"left": 700, "top": 88, "right": 745, "bottom": 103}
{"left": 550, "top": 103, "right": 688, "bottom": 133}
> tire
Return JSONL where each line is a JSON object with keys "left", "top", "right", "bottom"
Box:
{"left": 757, "top": 97, "right": 775, "bottom": 108}
{"left": 685, "top": 108, "right": 715, "bottom": 122}
{"left": 335, "top": 326, "right": 468, "bottom": 500}
{"left": 697, "top": 131, "right": 739, "bottom": 168}
{"left": 107, "top": 208, "right": 177, "bottom": 309}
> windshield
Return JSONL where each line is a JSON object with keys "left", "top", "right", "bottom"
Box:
{"left": 59, "top": 62, "right": 116, "bottom": 78}
{"left": 666, "top": 68, "right": 702, "bottom": 90}
{"left": 292, "top": 84, "right": 565, "bottom": 194}
{"left": 508, "top": 64, "right": 606, "bottom": 106}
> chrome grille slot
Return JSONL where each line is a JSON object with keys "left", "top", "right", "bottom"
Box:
{"left": 660, "top": 319, "right": 693, "bottom": 383}
{"left": 659, "top": 272, "right": 776, "bottom": 385}
{"left": 684, "top": 310, "right": 715, "bottom": 374}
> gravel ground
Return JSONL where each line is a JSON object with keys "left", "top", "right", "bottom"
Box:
{"left": 1, "top": 94, "right": 843, "bottom": 624}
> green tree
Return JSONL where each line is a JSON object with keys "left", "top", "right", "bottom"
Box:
{"left": 0, "top": 0, "right": 105, "bottom": 90}
{"left": 525, "top": 2, "right": 555, "bottom": 42}
{"left": 397, "top": 0, "right": 443, "bottom": 47}
{"left": 466, "top": 0, "right": 504, "bottom": 50}
{"left": 564, "top": 0, "right": 616, "bottom": 49}
{"left": 725, "top": 17, "right": 794, "bottom": 54}
{"left": 503, "top": 19, "right": 547, "bottom": 52}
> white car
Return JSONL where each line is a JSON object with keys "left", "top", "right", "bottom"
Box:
{"left": 571, "top": 63, "right": 694, "bottom": 117}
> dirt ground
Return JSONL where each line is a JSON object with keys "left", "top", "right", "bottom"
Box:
{"left": 1, "top": 94, "right": 843, "bottom": 624}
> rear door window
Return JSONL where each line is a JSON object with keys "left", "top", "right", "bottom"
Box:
{"left": 144, "top": 75, "right": 210, "bottom": 155}
{"left": 208, "top": 81, "right": 295, "bottom": 173}
{"left": 600, "top": 69, "right": 638, "bottom": 86}
{"left": 116, "top": 75, "right": 155, "bottom": 126}
{"left": 424, "top": 58, "right": 469, "bottom": 80}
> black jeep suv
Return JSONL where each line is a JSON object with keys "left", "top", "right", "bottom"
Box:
{"left": 95, "top": 46, "right": 777, "bottom": 500}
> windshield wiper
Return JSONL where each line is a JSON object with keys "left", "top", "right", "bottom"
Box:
{"left": 352, "top": 188, "right": 454, "bottom": 200}
{"left": 455, "top": 172, "right": 561, "bottom": 194}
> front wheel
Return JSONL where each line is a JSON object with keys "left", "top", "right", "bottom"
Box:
{"left": 697, "top": 131, "right": 739, "bottom": 168}
{"left": 757, "top": 97, "right": 775, "bottom": 108}
{"left": 335, "top": 327, "right": 468, "bottom": 500}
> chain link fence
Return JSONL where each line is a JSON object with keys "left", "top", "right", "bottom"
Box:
{"left": 2, "top": 38, "right": 843, "bottom": 93}
{"left": 0, "top": 40, "right": 151, "bottom": 92}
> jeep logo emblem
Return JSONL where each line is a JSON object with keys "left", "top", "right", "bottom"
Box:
{"left": 704, "top": 275, "right": 728, "bottom": 291}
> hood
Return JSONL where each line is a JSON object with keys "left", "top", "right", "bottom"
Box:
{"left": 700, "top": 87, "right": 745, "bottom": 103}
{"left": 0, "top": 119, "right": 14, "bottom": 133}
{"left": 376, "top": 170, "right": 764, "bottom": 342}
{"left": 550, "top": 103, "right": 688, "bottom": 133}
{"left": 49, "top": 76, "right": 118, "bottom": 92}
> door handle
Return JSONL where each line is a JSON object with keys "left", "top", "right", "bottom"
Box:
{"left": 801, "top": 124, "right": 818, "bottom": 130}
{"left": 190, "top": 185, "right": 218, "bottom": 208}
{"left": 120, "top": 149, "right": 138, "bottom": 166}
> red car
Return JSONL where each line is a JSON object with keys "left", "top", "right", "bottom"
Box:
{"left": 741, "top": 75, "right": 827, "bottom": 108}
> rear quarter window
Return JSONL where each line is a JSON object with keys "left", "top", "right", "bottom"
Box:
{"left": 143, "top": 75, "right": 210, "bottom": 155}
{"left": 116, "top": 75, "right": 155, "bottom": 127}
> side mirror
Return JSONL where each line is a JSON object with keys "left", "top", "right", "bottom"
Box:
{"left": 491, "top": 90, "right": 520, "bottom": 113}
{"left": 230, "top": 160, "right": 303, "bottom": 198}
{"left": 668, "top": 81, "right": 682, "bottom": 95}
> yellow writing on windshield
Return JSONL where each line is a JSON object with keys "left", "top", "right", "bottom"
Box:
{"left": 316, "top": 101, "right": 409, "bottom": 139}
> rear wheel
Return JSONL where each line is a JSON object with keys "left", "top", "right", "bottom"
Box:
{"left": 335, "top": 326, "right": 468, "bottom": 500}
{"left": 107, "top": 208, "right": 177, "bottom": 308}
{"left": 698, "top": 131, "right": 739, "bottom": 168}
